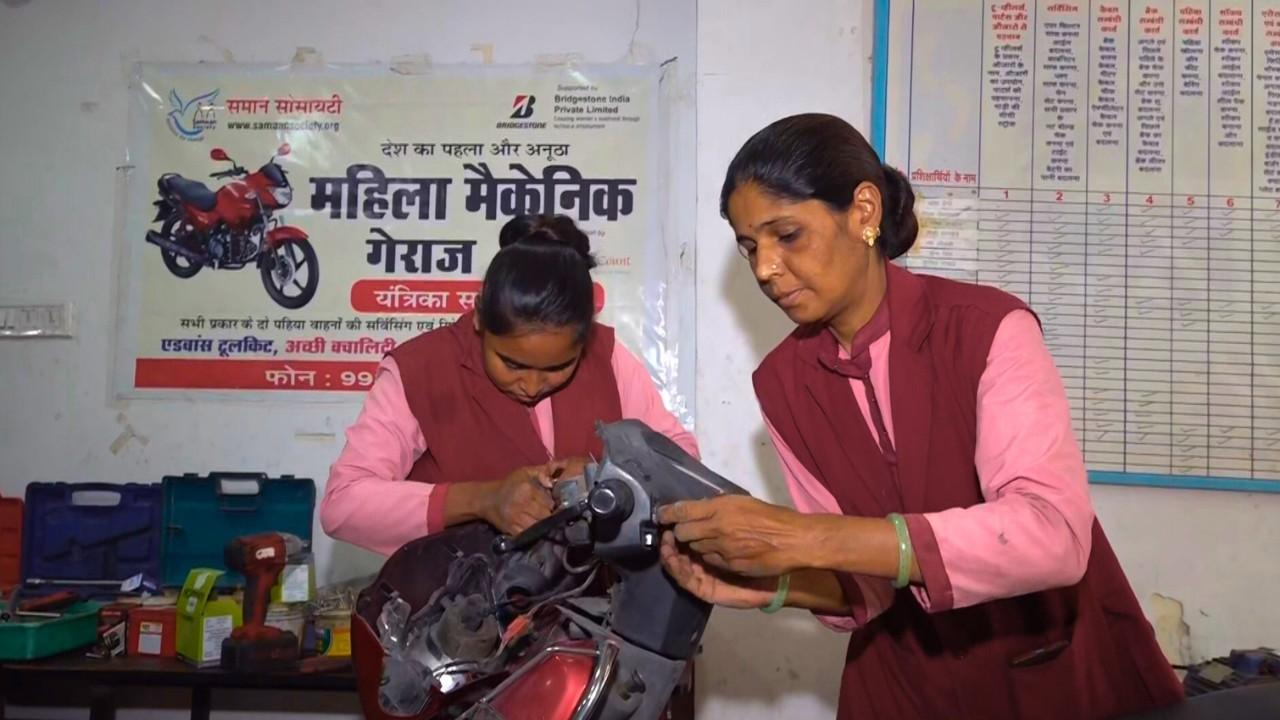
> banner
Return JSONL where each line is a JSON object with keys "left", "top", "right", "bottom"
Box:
{"left": 115, "top": 63, "right": 690, "bottom": 420}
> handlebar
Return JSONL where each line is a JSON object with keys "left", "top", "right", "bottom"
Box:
{"left": 492, "top": 472, "right": 641, "bottom": 557}
{"left": 492, "top": 497, "right": 589, "bottom": 554}
{"left": 210, "top": 166, "right": 246, "bottom": 179}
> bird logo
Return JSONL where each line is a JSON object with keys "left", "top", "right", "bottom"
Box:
{"left": 166, "top": 89, "right": 220, "bottom": 141}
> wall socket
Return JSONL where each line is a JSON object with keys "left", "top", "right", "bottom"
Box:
{"left": 0, "top": 303, "right": 75, "bottom": 338}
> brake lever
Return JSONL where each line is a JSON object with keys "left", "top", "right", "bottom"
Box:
{"left": 492, "top": 498, "right": 589, "bottom": 555}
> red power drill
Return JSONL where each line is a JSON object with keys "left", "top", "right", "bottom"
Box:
{"left": 220, "top": 532, "right": 303, "bottom": 672}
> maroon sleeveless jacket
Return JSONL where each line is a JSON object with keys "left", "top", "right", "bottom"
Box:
{"left": 754, "top": 263, "right": 1182, "bottom": 719}
{"left": 389, "top": 313, "right": 623, "bottom": 487}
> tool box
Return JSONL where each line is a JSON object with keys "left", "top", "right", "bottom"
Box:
{"left": 161, "top": 472, "right": 315, "bottom": 588}
{"left": 0, "top": 496, "right": 21, "bottom": 592}
{"left": 19, "top": 482, "right": 164, "bottom": 597}
{"left": 0, "top": 482, "right": 163, "bottom": 661}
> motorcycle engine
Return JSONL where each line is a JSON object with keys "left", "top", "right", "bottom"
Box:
{"left": 239, "top": 223, "right": 265, "bottom": 263}
{"left": 207, "top": 227, "right": 230, "bottom": 265}
{"left": 378, "top": 539, "right": 592, "bottom": 715}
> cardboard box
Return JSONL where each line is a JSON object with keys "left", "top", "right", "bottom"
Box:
{"left": 90, "top": 602, "right": 134, "bottom": 659}
{"left": 129, "top": 606, "right": 177, "bottom": 658}
{"left": 176, "top": 568, "right": 242, "bottom": 667}
{"left": 315, "top": 610, "right": 351, "bottom": 658}
{"left": 270, "top": 555, "right": 316, "bottom": 605}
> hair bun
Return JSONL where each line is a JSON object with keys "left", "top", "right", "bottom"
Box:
{"left": 481, "top": 214, "right": 598, "bottom": 340}
{"left": 497, "top": 214, "right": 596, "bottom": 269}
{"left": 879, "top": 164, "right": 919, "bottom": 260}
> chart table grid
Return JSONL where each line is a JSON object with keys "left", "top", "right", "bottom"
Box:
{"left": 882, "top": 0, "right": 1280, "bottom": 482}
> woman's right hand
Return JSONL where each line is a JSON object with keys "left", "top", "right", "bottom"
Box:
{"left": 481, "top": 464, "right": 558, "bottom": 536}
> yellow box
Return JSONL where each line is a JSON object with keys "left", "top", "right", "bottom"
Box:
{"left": 176, "top": 568, "right": 242, "bottom": 667}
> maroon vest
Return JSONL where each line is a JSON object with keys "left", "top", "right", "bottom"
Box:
{"left": 390, "top": 313, "right": 623, "bottom": 486}
{"left": 754, "top": 263, "right": 1182, "bottom": 720}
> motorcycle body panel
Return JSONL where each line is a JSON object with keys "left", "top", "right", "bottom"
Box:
{"left": 266, "top": 224, "right": 309, "bottom": 248}
{"left": 210, "top": 179, "right": 260, "bottom": 228}
{"left": 488, "top": 643, "right": 596, "bottom": 720}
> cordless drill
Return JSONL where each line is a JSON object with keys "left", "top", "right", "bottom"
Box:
{"left": 220, "top": 532, "right": 302, "bottom": 672}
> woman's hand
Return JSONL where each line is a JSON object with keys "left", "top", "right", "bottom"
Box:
{"left": 657, "top": 496, "right": 818, "bottom": 577}
{"left": 659, "top": 532, "right": 779, "bottom": 609}
{"left": 442, "top": 458, "right": 594, "bottom": 536}
{"left": 481, "top": 464, "right": 559, "bottom": 536}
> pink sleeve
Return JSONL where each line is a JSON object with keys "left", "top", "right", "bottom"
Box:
{"left": 320, "top": 356, "right": 442, "bottom": 556}
{"left": 764, "top": 416, "right": 897, "bottom": 632}
{"left": 612, "top": 343, "right": 701, "bottom": 459}
{"left": 907, "top": 309, "right": 1094, "bottom": 612}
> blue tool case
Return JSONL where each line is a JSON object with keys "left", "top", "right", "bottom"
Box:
{"left": 20, "top": 482, "right": 164, "bottom": 596}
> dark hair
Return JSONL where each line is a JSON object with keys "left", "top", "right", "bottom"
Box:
{"left": 478, "top": 214, "right": 597, "bottom": 340}
{"left": 719, "top": 113, "right": 919, "bottom": 259}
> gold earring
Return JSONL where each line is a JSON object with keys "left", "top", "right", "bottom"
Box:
{"left": 862, "top": 226, "right": 880, "bottom": 247}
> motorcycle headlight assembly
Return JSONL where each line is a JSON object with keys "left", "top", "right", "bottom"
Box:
{"left": 270, "top": 186, "right": 293, "bottom": 206}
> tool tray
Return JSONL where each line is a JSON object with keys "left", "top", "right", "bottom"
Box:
{"left": 0, "top": 601, "right": 102, "bottom": 661}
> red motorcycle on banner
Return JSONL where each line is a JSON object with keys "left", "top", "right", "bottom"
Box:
{"left": 145, "top": 143, "right": 319, "bottom": 309}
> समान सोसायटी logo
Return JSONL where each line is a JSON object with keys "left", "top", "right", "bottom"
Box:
{"left": 166, "top": 89, "right": 220, "bottom": 141}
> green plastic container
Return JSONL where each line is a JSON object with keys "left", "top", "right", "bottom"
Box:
{"left": 0, "top": 601, "right": 101, "bottom": 661}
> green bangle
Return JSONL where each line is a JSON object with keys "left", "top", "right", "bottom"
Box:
{"left": 886, "top": 513, "right": 913, "bottom": 589}
{"left": 760, "top": 573, "right": 791, "bottom": 614}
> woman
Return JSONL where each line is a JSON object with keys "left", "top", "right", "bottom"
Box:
{"left": 323, "top": 214, "right": 697, "bottom": 556}
{"left": 658, "top": 115, "right": 1182, "bottom": 719}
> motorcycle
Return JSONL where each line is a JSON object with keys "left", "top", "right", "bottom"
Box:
{"left": 145, "top": 143, "right": 319, "bottom": 309}
{"left": 352, "top": 419, "right": 748, "bottom": 720}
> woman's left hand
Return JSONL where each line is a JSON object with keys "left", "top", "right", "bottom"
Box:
{"left": 656, "top": 496, "right": 817, "bottom": 577}
{"left": 659, "top": 532, "right": 778, "bottom": 609}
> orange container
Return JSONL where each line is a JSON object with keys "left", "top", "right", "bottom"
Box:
{"left": 0, "top": 498, "right": 22, "bottom": 593}
{"left": 128, "top": 606, "right": 177, "bottom": 658}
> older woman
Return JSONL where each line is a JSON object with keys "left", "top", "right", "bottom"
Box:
{"left": 658, "top": 114, "right": 1182, "bottom": 720}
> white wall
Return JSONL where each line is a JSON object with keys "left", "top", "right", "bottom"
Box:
{"left": 3, "top": 0, "right": 1278, "bottom": 719}
{"left": 1092, "top": 484, "right": 1280, "bottom": 664}
{"left": 693, "top": 1, "right": 870, "bottom": 717}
